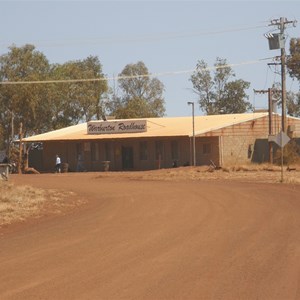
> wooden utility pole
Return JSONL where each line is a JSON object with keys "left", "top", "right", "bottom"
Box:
{"left": 18, "top": 122, "right": 23, "bottom": 174}
{"left": 254, "top": 88, "right": 275, "bottom": 163}
{"left": 268, "top": 17, "right": 297, "bottom": 133}
{"left": 280, "top": 17, "right": 287, "bottom": 133}
{"left": 7, "top": 110, "right": 14, "bottom": 159}
{"left": 268, "top": 88, "right": 273, "bottom": 163}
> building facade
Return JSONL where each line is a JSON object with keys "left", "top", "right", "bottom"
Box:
{"left": 24, "top": 113, "right": 300, "bottom": 173}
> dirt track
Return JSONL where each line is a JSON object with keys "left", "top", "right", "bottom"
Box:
{"left": 1, "top": 171, "right": 300, "bottom": 299}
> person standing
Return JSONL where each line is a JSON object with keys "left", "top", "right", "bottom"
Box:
{"left": 76, "top": 153, "right": 84, "bottom": 172}
{"left": 55, "top": 154, "right": 61, "bottom": 173}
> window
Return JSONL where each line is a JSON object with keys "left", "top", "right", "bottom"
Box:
{"left": 139, "top": 141, "right": 148, "bottom": 160}
{"left": 203, "top": 143, "right": 211, "bottom": 155}
{"left": 91, "top": 142, "right": 99, "bottom": 161}
{"left": 76, "top": 143, "right": 83, "bottom": 157}
{"left": 171, "top": 141, "right": 179, "bottom": 160}
{"left": 84, "top": 142, "right": 90, "bottom": 152}
{"left": 105, "top": 143, "right": 111, "bottom": 161}
{"left": 155, "top": 141, "right": 164, "bottom": 160}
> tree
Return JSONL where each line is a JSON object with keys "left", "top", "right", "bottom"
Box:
{"left": 0, "top": 45, "right": 109, "bottom": 152}
{"left": 48, "top": 56, "right": 108, "bottom": 129}
{"left": 286, "top": 38, "right": 300, "bottom": 117}
{"left": 0, "top": 44, "right": 51, "bottom": 143}
{"left": 190, "top": 57, "right": 252, "bottom": 115}
{"left": 109, "top": 61, "right": 165, "bottom": 119}
{"left": 287, "top": 38, "right": 300, "bottom": 81}
{"left": 286, "top": 91, "right": 300, "bottom": 117}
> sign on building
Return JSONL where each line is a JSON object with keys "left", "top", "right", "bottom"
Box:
{"left": 87, "top": 120, "right": 147, "bottom": 134}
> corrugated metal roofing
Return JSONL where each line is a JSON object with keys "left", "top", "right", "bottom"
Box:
{"left": 23, "top": 112, "right": 269, "bottom": 142}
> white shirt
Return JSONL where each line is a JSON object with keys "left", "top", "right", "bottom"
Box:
{"left": 56, "top": 156, "right": 61, "bottom": 164}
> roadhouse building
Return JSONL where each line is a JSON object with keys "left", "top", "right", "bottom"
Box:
{"left": 23, "top": 112, "right": 300, "bottom": 172}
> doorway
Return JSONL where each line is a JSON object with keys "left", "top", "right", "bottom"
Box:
{"left": 122, "top": 146, "right": 134, "bottom": 170}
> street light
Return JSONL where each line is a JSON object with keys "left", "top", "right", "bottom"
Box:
{"left": 187, "top": 101, "right": 196, "bottom": 166}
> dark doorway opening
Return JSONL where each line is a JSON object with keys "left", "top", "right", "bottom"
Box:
{"left": 122, "top": 146, "right": 134, "bottom": 170}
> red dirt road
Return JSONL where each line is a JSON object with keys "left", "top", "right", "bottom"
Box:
{"left": 1, "top": 172, "right": 300, "bottom": 299}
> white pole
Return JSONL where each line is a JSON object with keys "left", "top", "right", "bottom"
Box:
{"left": 188, "top": 102, "right": 196, "bottom": 166}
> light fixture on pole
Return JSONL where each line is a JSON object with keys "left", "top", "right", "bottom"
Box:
{"left": 187, "top": 101, "right": 196, "bottom": 166}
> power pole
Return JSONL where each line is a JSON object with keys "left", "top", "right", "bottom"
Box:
{"left": 267, "top": 17, "right": 297, "bottom": 133}
{"left": 187, "top": 101, "right": 196, "bottom": 166}
{"left": 254, "top": 88, "right": 279, "bottom": 163}
{"left": 7, "top": 110, "right": 14, "bottom": 159}
{"left": 18, "top": 122, "right": 23, "bottom": 174}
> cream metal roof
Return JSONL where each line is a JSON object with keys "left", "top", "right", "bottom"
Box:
{"left": 23, "top": 112, "right": 269, "bottom": 142}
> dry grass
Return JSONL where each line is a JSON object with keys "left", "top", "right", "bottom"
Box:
{"left": 0, "top": 181, "right": 84, "bottom": 227}
{"left": 119, "top": 163, "right": 300, "bottom": 184}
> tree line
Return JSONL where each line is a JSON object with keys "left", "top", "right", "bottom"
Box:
{"left": 0, "top": 40, "right": 300, "bottom": 151}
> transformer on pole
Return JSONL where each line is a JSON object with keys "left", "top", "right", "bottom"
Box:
{"left": 264, "top": 17, "right": 297, "bottom": 133}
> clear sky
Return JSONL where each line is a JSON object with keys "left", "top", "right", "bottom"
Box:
{"left": 1, "top": 1, "right": 299, "bottom": 117}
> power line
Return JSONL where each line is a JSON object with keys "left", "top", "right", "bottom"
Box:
{"left": 0, "top": 24, "right": 269, "bottom": 48}
{"left": 0, "top": 58, "right": 271, "bottom": 86}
